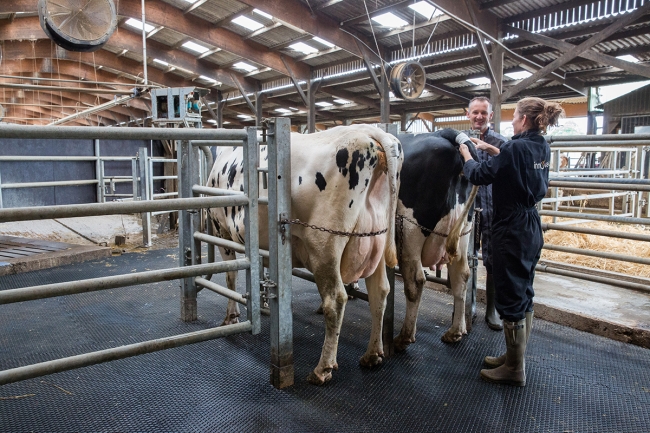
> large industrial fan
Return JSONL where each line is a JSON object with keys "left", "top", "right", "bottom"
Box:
{"left": 38, "top": 0, "right": 117, "bottom": 52}
{"left": 390, "top": 61, "right": 426, "bottom": 100}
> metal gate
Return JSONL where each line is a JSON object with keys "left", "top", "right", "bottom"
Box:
{"left": 0, "top": 122, "right": 291, "bottom": 386}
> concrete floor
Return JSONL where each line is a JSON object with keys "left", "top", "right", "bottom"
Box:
{"left": 2, "top": 215, "right": 648, "bottom": 348}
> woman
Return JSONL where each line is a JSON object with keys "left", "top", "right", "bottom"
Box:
{"left": 459, "top": 97, "right": 564, "bottom": 387}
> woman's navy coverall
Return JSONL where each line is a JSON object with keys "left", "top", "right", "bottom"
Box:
{"left": 462, "top": 130, "right": 550, "bottom": 322}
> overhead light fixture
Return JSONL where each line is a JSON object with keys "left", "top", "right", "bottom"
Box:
{"left": 312, "top": 37, "right": 334, "bottom": 48}
{"left": 334, "top": 99, "right": 351, "bottom": 104}
{"left": 232, "top": 61, "right": 258, "bottom": 72}
{"left": 253, "top": 9, "right": 273, "bottom": 19}
{"left": 505, "top": 71, "right": 533, "bottom": 80}
{"left": 153, "top": 58, "right": 169, "bottom": 66}
{"left": 289, "top": 42, "right": 318, "bottom": 54}
{"left": 616, "top": 54, "right": 639, "bottom": 63}
{"left": 125, "top": 18, "right": 154, "bottom": 33}
{"left": 467, "top": 77, "right": 491, "bottom": 85}
{"left": 237, "top": 114, "right": 252, "bottom": 119}
{"left": 206, "top": 119, "right": 217, "bottom": 124}
{"left": 275, "top": 108, "right": 292, "bottom": 114}
{"left": 232, "top": 16, "right": 264, "bottom": 31}
{"left": 408, "top": 2, "right": 443, "bottom": 20}
{"left": 315, "top": 101, "right": 333, "bottom": 107}
{"left": 182, "top": 41, "right": 209, "bottom": 54}
{"left": 372, "top": 12, "right": 408, "bottom": 28}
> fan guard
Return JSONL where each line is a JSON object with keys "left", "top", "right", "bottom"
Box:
{"left": 38, "top": 0, "right": 117, "bottom": 52}
{"left": 390, "top": 61, "right": 426, "bottom": 100}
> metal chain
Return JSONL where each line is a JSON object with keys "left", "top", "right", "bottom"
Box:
{"left": 397, "top": 213, "right": 475, "bottom": 238}
{"left": 280, "top": 218, "right": 388, "bottom": 237}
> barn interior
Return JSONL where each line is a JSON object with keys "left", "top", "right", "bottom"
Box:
{"left": 1, "top": 1, "right": 649, "bottom": 432}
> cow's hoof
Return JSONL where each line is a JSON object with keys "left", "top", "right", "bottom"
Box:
{"left": 359, "top": 353, "right": 383, "bottom": 368}
{"left": 220, "top": 314, "right": 240, "bottom": 326}
{"left": 307, "top": 370, "right": 332, "bottom": 386}
{"left": 441, "top": 330, "right": 463, "bottom": 343}
{"left": 394, "top": 335, "right": 414, "bottom": 352}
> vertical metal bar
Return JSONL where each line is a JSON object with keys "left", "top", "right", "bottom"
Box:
{"left": 132, "top": 158, "right": 138, "bottom": 201}
{"left": 0, "top": 169, "right": 3, "bottom": 209}
{"left": 268, "top": 117, "right": 294, "bottom": 388}
{"left": 178, "top": 139, "right": 198, "bottom": 321}
{"left": 94, "top": 139, "right": 102, "bottom": 203}
{"left": 465, "top": 210, "right": 478, "bottom": 334}
{"left": 380, "top": 63, "right": 390, "bottom": 125}
{"left": 138, "top": 147, "right": 152, "bottom": 247}
{"left": 553, "top": 149, "right": 560, "bottom": 222}
{"left": 243, "top": 127, "right": 260, "bottom": 334}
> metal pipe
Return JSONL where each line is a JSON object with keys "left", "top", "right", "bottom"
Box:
{"left": 550, "top": 177, "right": 650, "bottom": 185}
{"left": 536, "top": 264, "right": 650, "bottom": 294}
{"left": 0, "top": 74, "right": 154, "bottom": 88}
{"left": 192, "top": 185, "right": 244, "bottom": 196}
{"left": 291, "top": 268, "right": 315, "bottom": 282}
{"left": 0, "top": 195, "right": 249, "bottom": 223}
{"left": 548, "top": 141, "right": 649, "bottom": 147}
{"left": 547, "top": 134, "right": 650, "bottom": 142}
{"left": 49, "top": 94, "right": 140, "bottom": 126}
{"left": 544, "top": 244, "right": 650, "bottom": 266}
{"left": 393, "top": 266, "right": 450, "bottom": 287}
{"left": 195, "top": 277, "right": 247, "bottom": 305}
{"left": 542, "top": 222, "right": 650, "bottom": 242}
{"left": 191, "top": 140, "right": 245, "bottom": 147}
{"left": 0, "top": 180, "right": 98, "bottom": 189}
{"left": 0, "top": 259, "right": 250, "bottom": 305}
{"left": 141, "top": 0, "right": 148, "bottom": 86}
{"left": 0, "top": 82, "right": 135, "bottom": 95}
{"left": 548, "top": 181, "right": 650, "bottom": 192}
{"left": 193, "top": 232, "right": 269, "bottom": 259}
{"left": 541, "top": 192, "right": 627, "bottom": 204}
{"left": 0, "top": 156, "right": 99, "bottom": 161}
{"left": 0, "top": 124, "right": 247, "bottom": 141}
{"left": 0, "top": 321, "right": 252, "bottom": 386}
{"left": 539, "top": 210, "right": 648, "bottom": 225}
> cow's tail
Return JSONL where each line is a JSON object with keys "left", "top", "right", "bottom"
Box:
{"left": 374, "top": 131, "right": 402, "bottom": 268}
{"left": 445, "top": 185, "right": 478, "bottom": 260}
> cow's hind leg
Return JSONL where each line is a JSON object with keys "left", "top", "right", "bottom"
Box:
{"left": 394, "top": 258, "right": 425, "bottom": 352}
{"left": 307, "top": 262, "right": 348, "bottom": 385}
{"left": 441, "top": 237, "right": 470, "bottom": 343}
{"left": 359, "top": 257, "right": 389, "bottom": 368}
{"left": 218, "top": 246, "right": 241, "bottom": 326}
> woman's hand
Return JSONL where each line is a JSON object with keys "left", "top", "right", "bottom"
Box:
{"left": 471, "top": 137, "right": 500, "bottom": 156}
{"left": 459, "top": 143, "right": 472, "bottom": 162}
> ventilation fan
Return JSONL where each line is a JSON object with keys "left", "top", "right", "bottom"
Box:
{"left": 38, "top": 0, "right": 117, "bottom": 52}
{"left": 390, "top": 61, "right": 426, "bottom": 100}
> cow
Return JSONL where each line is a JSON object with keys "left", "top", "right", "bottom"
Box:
{"left": 206, "top": 125, "right": 403, "bottom": 385}
{"left": 387, "top": 129, "right": 479, "bottom": 350}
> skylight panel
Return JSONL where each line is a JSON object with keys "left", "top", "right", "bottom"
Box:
{"left": 408, "top": 2, "right": 443, "bottom": 20}
{"left": 313, "top": 37, "right": 334, "bottom": 48}
{"left": 289, "top": 42, "right": 318, "bottom": 54}
{"left": 232, "top": 16, "right": 264, "bottom": 31}
{"left": 253, "top": 9, "right": 273, "bottom": 20}
{"left": 334, "top": 99, "right": 351, "bottom": 104}
{"left": 315, "top": 101, "right": 333, "bottom": 107}
{"left": 182, "top": 41, "right": 209, "bottom": 54}
{"left": 505, "top": 71, "right": 532, "bottom": 80}
{"left": 182, "top": 0, "right": 198, "bottom": 3}
{"left": 199, "top": 75, "right": 218, "bottom": 83}
{"left": 467, "top": 77, "right": 491, "bottom": 85}
{"left": 237, "top": 114, "right": 252, "bottom": 119}
{"left": 206, "top": 119, "right": 217, "bottom": 124}
{"left": 125, "top": 18, "right": 154, "bottom": 33}
{"left": 275, "top": 108, "right": 292, "bottom": 114}
{"left": 616, "top": 55, "right": 639, "bottom": 63}
{"left": 372, "top": 12, "right": 408, "bottom": 28}
{"left": 233, "top": 62, "right": 258, "bottom": 72}
{"left": 153, "top": 58, "right": 169, "bottom": 66}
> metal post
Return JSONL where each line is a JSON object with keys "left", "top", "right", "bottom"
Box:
{"left": 380, "top": 64, "right": 390, "bottom": 125}
{"left": 94, "top": 139, "right": 102, "bottom": 203}
{"left": 268, "top": 117, "right": 294, "bottom": 388}
{"left": 178, "top": 139, "right": 200, "bottom": 321}
{"left": 0, "top": 169, "right": 3, "bottom": 209}
{"left": 243, "top": 126, "right": 261, "bottom": 334}
{"left": 465, "top": 209, "right": 479, "bottom": 333}
{"left": 138, "top": 147, "right": 152, "bottom": 247}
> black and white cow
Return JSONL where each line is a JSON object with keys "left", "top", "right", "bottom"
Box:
{"left": 390, "top": 129, "right": 479, "bottom": 349}
{"left": 207, "top": 125, "right": 403, "bottom": 385}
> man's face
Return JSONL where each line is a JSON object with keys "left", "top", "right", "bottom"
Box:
{"left": 467, "top": 100, "right": 493, "bottom": 133}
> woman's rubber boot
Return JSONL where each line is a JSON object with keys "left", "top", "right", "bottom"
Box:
{"left": 484, "top": 311, "right": 533, "bottom": 368}
{"left": 480, "top": 318, "right": 528, "bottom": 387}
{"left": 485, "top": 274, "right": 503, "bottom": 331}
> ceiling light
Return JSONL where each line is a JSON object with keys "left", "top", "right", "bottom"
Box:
{"left": 372, "top": 12, "right": 408, "bottom": 28}
{"left": 467, "top": 77, "right": 491, "bottom": 85}
{"left": 237, "top": 114, "right": 251, "bottom": 119}
{"left": 232, "top": 16, "right": 264, "bottom": 31}
{"left": 182, "top": 41, "right": 209, "bottom": 54}
{"left": 315, "top": 101, "right": 333, "bottom": 107}
{"left": 334, "top": 99, "right": 351, "bottom": 104}
{"left": 313, "top": 37, "right": 334, "bottom": 48}
{"left": 153, "top": 58, "right": 169, "bottom": 66}
{"left": 233, "top": 61, "right": 258, "bottom": 72}
{"left": 289, "top": 42, "right": 318, "bottom": 54}
{"left": 206, "top": 119, "right": 217, "bottom": 124}
{"left": 253, "top": 9, "right": 273, "bottom": 19}
{"left": 125, "top": 18, "right": 154, "bottom": 33}
{"left": 408, "top": 2, "right": 443, "bottom": 20}
{"left": 616, "top": 55, "right": 639, "bottom": 63}
{"left": 505, "top": 71, "right": 533, "bottom": 80}
{"left": 275, "top": 108, "right": 292, "bottom": 114}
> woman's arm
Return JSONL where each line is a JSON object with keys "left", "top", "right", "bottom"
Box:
{"left": 471, "top": 137, "right": 500, "bottom": 156}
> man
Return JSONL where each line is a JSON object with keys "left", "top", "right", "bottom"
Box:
{"left": 464, "top": 96, "right": 507, "bottom": 331}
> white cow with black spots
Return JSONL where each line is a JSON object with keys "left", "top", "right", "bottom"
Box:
{"left": 207, "top": 125, "right": 403, "bottom": 385}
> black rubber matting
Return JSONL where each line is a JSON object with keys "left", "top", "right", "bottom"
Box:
{"left": 1, "top": 248, "right": 648, "bottom": 433}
